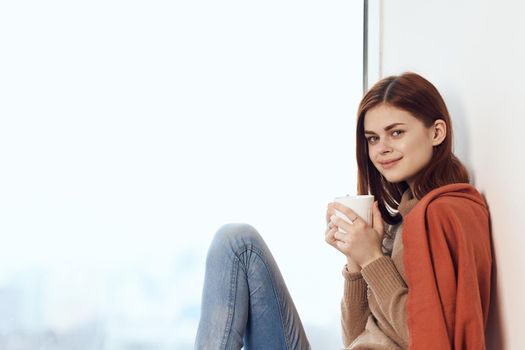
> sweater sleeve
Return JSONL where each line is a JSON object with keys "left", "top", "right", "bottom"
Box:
{"left": 361, "top": 256, "right": 409, "bottom": 348}
{"left": 340, "top": 265, "right": 370, "bottom": 347}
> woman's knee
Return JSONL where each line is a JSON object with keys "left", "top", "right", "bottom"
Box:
{"left": 210, "top": 223, "right": 263, "bottom": 254}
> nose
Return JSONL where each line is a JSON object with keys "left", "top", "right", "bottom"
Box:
{"left": 378, "top": 138, "right": 393, "bottom": 155}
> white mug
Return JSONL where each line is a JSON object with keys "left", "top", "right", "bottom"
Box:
{"left": 333, "top": 195, "right": 374, "bottom": 228}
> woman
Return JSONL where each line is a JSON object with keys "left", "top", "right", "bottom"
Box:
{"left": 195, "top": 72, "right": 492, "bottom": 350}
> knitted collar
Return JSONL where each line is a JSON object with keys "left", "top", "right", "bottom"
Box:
{"left": 398, "top": 188, "right": 420, "bottom": 218}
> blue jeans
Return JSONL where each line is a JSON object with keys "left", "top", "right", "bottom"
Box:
{"left": 195, "top": 223, "right": 311, "bottom": 350}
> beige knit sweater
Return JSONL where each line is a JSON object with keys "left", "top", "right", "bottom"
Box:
{"left": 340, "top": 189, "right": 420, "bottom": 350}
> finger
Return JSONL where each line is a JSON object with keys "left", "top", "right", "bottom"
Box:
{"left": 332, "top": 203, "right": 360, "bottom": 223}
{"left": 326, "top": 228, "right": 347, "bottom": 255}
{"left": 334, "top": 239, "right": 348, "bottom": 253}
{"left": 330, "top": 214, "right": 354, "bottom": 234}
{"left": 325, "top": 222, "right": 336, "bottom": 235}
{"left": 325, "top": 226, "right": 339, "bottom": 245}
{"left": 333, "top": 229, "right": 349, "bottom": 242}
{"left": 326, "top": 202, "right": 336, "bottom": 223}
{"left": 326, "top": 220, "right": 334, "bottom": 232}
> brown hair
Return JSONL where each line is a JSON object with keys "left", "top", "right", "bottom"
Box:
{"left": 356, "top": 72, "right": 470, "bottom": 225}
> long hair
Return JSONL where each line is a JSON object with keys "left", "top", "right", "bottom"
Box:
{"left": 356, "top": 72, "right": 470, "bottom": 225}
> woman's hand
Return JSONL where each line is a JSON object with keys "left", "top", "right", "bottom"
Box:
{"left": 325, "top": 203, "right": 362, "bottom": 272}
{"left": 326, "top": 201, "right": 385, "bottom": 268}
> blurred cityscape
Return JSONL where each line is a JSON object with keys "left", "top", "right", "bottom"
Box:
{"left": 0, "top": 249, "right": 203, "bottom": 350}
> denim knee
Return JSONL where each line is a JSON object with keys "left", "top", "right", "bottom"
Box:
{"left": 210, "top": 223, "right": 263, "bottom": 255}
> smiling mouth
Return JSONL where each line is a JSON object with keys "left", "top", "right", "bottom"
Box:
{"left": 380, "top": 158, "right": 402, "bottom": 169}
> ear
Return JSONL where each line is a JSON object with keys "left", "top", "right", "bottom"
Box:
{"left": 431, "top": 119, "right": 447, "bottom": 146}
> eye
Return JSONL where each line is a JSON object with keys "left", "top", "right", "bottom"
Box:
{"left": 392, "top": 130, "right": 404, "bottom": 137}
{"left": 366, "top": 136, "right": 378, "bottom": 144}
{"left": 366, "top": 130, "right": 404, "bottom": 144}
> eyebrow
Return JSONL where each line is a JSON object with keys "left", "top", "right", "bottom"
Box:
{"left": 364, "top": 123, "right": 406, "bottom": 135}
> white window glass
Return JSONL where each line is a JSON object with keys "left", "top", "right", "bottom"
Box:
{"left": 0, "top": 1, "right": 363, "bottom": 349}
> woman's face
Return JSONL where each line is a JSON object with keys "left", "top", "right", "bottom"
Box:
{"left": 363, "top": 104, "right": 446, "bottom": 190}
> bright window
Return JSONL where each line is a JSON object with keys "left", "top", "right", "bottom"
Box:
{"left": 0, "top": 1, "right": 363, "bottom": 348}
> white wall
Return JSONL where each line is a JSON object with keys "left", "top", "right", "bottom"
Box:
{"left": 379, "top": 1, "right": 525, "bottom": 349}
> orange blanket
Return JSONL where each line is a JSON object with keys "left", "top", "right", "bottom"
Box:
{"left": 402, "top": 183, "right": 492, "bottom": 349}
